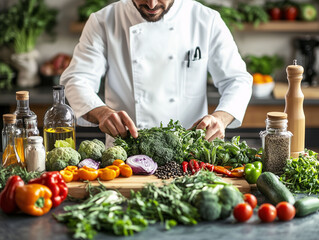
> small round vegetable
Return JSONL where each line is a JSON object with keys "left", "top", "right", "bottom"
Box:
{"left": 258, "top": 203, "right": 277, "bottom": 222}
{"left": 244, "top": 193, "right": 258, "bottom": 209}
{"left": 276, "top": 201, "right": 295, "bottom": 221}
{"left": 126, "top": 155, "right": 157, "bottom": 175}
{"left": 120, "top": 164, "right": 133, "bottom": 178}
{"left": 233, "top": 203, "right": 253, "bottom": 222}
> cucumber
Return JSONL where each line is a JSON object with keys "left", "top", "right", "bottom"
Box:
{"left": 294, "top": 197, "right": 319, "bottom": 217}
{"left": 256, "top": 172, "right": 295, "bottom": 205}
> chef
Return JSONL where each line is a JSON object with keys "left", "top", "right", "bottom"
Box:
{"left": 60, "top": 0, "right": 252, "bottom": 147}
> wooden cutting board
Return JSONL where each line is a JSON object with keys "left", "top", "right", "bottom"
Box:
{"left": 67, "top": 175, "right": 251, "bottom": 199}
{"left": 273, "top": 82, "right": 319, "bottom": 99}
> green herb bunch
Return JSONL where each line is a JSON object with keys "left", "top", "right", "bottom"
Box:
{"left": 244, "top": 54, "right": 284, "bottom": 75}
{"left": 280, "top": 149, "right": 319, "bottom": 194}
{"left": 0, "top": 0, "right": 57, "bottom": 53}
{"left": 0, "top": 164, "right": 42, "bottom": 191}
{"left": 56, "top": 171, "right": 241, "bottom": 239}
{"left": 78, "top": 0, "right": 113, "bottom": 22}
{"left": 237, "top": 3, "right": 269, "bottom": 27}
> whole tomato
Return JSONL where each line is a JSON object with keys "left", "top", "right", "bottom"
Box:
{"left": 244, "top": 193, "right": 258, "bottom": 209}
{"left": 284, "top": 6, "right": 298, "bottom": 21}
{"left": 233, "top": 202, "right": 253, "bottom": 222}
{"left": 276, "top": 202, "right": 296, "bottom": 221}
{"left": 269, "top": 7, "right": 282, "bottom": 20}
{"left": 258, "top": 203, "right": 277, "bottom": 222}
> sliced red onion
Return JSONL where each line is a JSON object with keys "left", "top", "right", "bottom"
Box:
{"left": 78, "top": 158, "right": 100, "bottom": 169}
{"left": 126, "top": 155, "right": 158, "bottom": 175}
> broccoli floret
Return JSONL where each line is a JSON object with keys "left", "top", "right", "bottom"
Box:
{"left": 46, "top": 147, "right": 81, "bottom": 171}
{"left": 219, "top": 185, "right": 244, "bottom": 207}
{"left": 219, "top": 204, "right": 232, "bottom": 220}
{"left": 100, "top": 146, "right": 127, "bottom": 168}
{"left": 195, "top": 189, "right": 222, "bottom": 221}
{"left": 78, "top": 139, "right": 105, "bottom": 161}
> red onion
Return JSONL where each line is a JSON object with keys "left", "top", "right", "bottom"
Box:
{"left": 78, "top": 158, "right": 100, "bottom": 169}
{"left": 126, "top": 155, "right": 158, "bottom": 175}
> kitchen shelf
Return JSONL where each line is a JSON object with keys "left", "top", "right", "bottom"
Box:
{"left": 240, "top": 21, "right": 319, "bottom": 32}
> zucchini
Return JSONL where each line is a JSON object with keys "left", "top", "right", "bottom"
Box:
{"left": 256, "top": 172, "right": 295, "bottom": 205}
{"left": 294, "top": 197, "right": 319, "bottom": 217}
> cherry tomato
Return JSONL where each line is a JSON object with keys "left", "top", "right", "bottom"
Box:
{"left": 244, "top": 193, "right": 258, "bottom": 209}
{"left": 284, "top": 6, "right": 298, "bottom": 21}
{"left": 233, "top": 202, "right": 253, "bottom": 222}
{"left": 269, "top": 7, "right": 282, "bottom": 20}
{"left": 276, "top": 201, "right": 296, "bottom": 221}
{"left": 258, "top": 203, "right": 277, "bottom": 222}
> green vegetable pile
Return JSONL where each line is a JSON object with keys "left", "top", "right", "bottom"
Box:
{"left": 280, "top": 150, "right": 319, "bottom": 194}
{"left": 78, "top": 139, "right": 106, "bottom": 161}
{"left": 78, "top": 0, "right": 113, "bottom": 22}
{"left": 244, "top": 54, "right": 284, "bottom": 75}
{"left": 115, "top": 120, "right": 261, "bottom": 167}
{"left": 55, "top": 171, "right": 243, "bottom": 239}
{"left": 100, "top": 146, "right": 127, "bottom": 168}
{"left": 46, "top": 147, "right": 81, "bottom": 171}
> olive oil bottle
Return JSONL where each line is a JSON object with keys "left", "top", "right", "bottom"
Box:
{"left": 44, "top": 85, "right": 76, "bottom": 152}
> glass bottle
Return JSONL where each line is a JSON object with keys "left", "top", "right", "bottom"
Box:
{"left": 43, "top": 85, "right": 76, "bottom": 152}
{"left": 25, "top": 115, "right": 40, "bottom": 137}
{"left": 260, "top": 112, "right": 292, "bottom": 175}
{"left": 13, "top": 91, "right": 36, "bottom": 162}
{"left": 25, "top": 136, "right": 46, "bottom": 172}
{"left": 2, "top": 114, "right": 23, "bottom": 167}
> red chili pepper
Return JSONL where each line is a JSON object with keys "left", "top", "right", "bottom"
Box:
{"left": 205, "top": 163, "right": 214, "bottom": 172}
{"left": 182, "top": 161, "right": 189, "bottom": 173}
{"left": 0, "top": 175, "right": 24, "bottom": 213}
{"left": 213, "top": 166, "right": 233, "bottom": 177}
{"left": 189, "top": 159, "right": 200, "bottom": 174}
{"left": 199, "top": 162, "right": 206, "bottom": 170}
{"left": 28, "top": 171, "right": 68, "bottom": 208}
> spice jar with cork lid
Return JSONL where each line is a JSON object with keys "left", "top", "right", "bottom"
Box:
{"left": 260, "top": 112, "right": 292, "bottom": 175}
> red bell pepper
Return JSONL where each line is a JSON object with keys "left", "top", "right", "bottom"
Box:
{"left": 28, "top": 171, "right": 68, "bottom": 208}
{"left": 199, "top": 162, "right": 206, "bottom": 170}
{"left": 0, "top": 175, "right": 24, "bottom": 213}
{"left": 205, "top": 163, "right": 214, "bottom": 172}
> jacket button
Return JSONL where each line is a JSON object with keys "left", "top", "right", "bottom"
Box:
{"left": 168, "top": 55, "right": 174, "bottom": 60}
{"left": 132, "top": 30, "right": 137, "bottom": 34}
{"left": 169, "top": 98, "right": 175, "bottom": 102}
{"left": 133, "top": 60, "right": 138, "bottom": 64}
{"left": 169, "top": 27, "right": 174, "bottom": 31}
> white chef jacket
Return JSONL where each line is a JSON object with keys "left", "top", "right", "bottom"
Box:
{"left": 60, "top": 0, "right": 252, "bottom": 146}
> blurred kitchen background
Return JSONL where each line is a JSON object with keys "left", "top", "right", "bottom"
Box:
{"left": 0, "top": 0, "right": 318, "bottom": 150}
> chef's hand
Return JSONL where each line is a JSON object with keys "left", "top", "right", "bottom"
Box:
{"left": 191, "top": 111, "right": 234, "bottom": 141}
{"left": 84, "top": 106, "right": 138, "bottom": 138}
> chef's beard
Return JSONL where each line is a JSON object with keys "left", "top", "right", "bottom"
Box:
{"left": 133, "top": 0, "right": 174, "bottom": 22}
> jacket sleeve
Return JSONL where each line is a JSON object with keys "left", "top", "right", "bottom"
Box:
{"left": 60, "top": 13, "right": 107, "bottom": 127}
{"left": 207, "top": 13, "right": 253, "bottom": 128}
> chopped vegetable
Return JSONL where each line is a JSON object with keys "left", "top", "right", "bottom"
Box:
{"left": 54, "top": 137, "right": 75, "bottom": 149}
{"left": 78, "top": 158, "right": 100, "bottom": 170}
{"left": 28, "top": 171, "right": 68, "bottom": 207}
{"left": 59, "top": 170, "right": 73, "bottom": 183}
{"left": 46, "top": 147, "right": 81, "bottom": 171}
{"left": 98, "top": 167, "right": 116, "bottom": 181}
{"left": 15, "top": 184, "right": 52, "bottom": 216}
{"left": 125, "top": 155, "right": 157, "bottom": 175}
{"left": 119, "top": 164, "right": 133, "bottom": 178}
{"left": 78, "top": 166, "right": 99, "bottom": 181}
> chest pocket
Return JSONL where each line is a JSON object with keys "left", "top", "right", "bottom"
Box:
{"left": 182, "top": 57, "right": 208, "bottom": 98}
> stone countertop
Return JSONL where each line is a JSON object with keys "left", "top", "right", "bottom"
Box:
{"left": 0, "top": 188, "right": 319, "bottom": 240}
{"left": 1, "top": 85, "right": 319, "bottom": 106}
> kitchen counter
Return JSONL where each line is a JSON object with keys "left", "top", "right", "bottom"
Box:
{"left": 0, "top": 186, "right": 319, "bottom": 240}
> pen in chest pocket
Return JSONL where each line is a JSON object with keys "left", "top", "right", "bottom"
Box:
{"left": 186, "top": 46, "right": 201, "bottom": 68}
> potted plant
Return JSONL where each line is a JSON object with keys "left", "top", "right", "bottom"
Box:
{"left": 0, "top": 0, "right": 57, "bottom": 88}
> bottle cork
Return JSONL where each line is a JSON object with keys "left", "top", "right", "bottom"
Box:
{"left": 3, "top": 114, "right": 16, "bottom": 124}
{"left": 16, "top": 91, "right": 29, "bottom": 101}
{"left": 284, "top": 60, "right": 305, "bottom": 158}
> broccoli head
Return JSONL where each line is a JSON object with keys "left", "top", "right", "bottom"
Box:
{"left": 219, "top": 185, "right": 244, "bottom": 207}
{"left": 100, "top": 146, "right": 127, "bottom": 168}
{"left": 195, "top": 189, "right": 221, "bottom": 221}
{"left": 78, "top": 139, "right": 105, "bottom": 161}
{"left": 46, "top": 147, "right": 81, "bottom": 171}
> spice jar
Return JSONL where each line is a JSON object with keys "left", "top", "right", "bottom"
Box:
{"left": 260, "top": 112, "right": 292, "bottom": 175}
{"left": 25, "top": 136, "right": 46, "bottom": 172}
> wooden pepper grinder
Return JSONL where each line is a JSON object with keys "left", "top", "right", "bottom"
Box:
{"left": 284, "top": 60, "right": 305, "bottom": 158}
